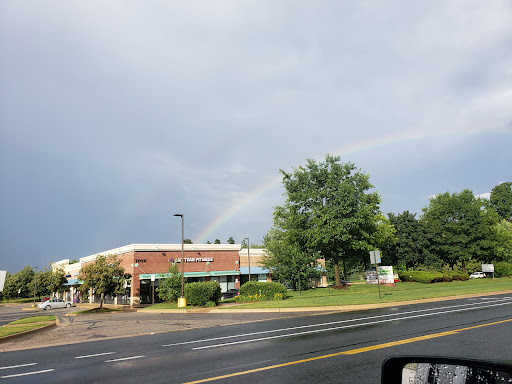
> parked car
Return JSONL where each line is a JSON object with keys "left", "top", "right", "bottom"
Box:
{"left": 38, "top": 298, "right": 73, "bottom": 310}
{"left": 221, "top": 288, "right": 239, "bottom": 300}
{"left": 469, "top": 272, "right": 486, "bottom": 279}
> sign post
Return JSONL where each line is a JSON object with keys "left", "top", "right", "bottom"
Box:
{"left": 370, "top": 250, "right": 382, "bottom": 299}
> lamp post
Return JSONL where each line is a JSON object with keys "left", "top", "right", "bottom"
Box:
{"left": 174, "top": 213, "right": 186, "bottom": 307}
{"left": 244, "top": 237, "right": 251, "bottom": 282}
{"left": 32, "top": 266, "right": 38, "bottom": 306}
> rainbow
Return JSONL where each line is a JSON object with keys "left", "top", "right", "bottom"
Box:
{"left": 194, "top": 127, "right": 509, "bottom": 243}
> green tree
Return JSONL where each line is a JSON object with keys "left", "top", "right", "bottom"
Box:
{"left": 156, "top": 262, "right": 182, "bottom": 302}
{"left": 214, "top": 239, "right": 221, "bottom": 244}
{"left": 78, "top": 254, "right": 127, "bottom": 308}
{"left": 275, "top": 155, "right": 381, "bottom": 287}
{"left": 29, "top": 267, "right": 67, "bottom": 300}
{"left": 1, "top": 272, "right": 17, "bottom": 301}
{"left": 381, "top": 211, "right": 427, "bottom": 270}
{"left": 183, "top": 239, "right": 193, "bottom": 244}
{"left": 490, "top": 182, "right": 512, "bottom": 222}
{"left": 261, "top": 227, "right": 321, "bottom": 290}
{"left": 227, "top": 237, "right": 235, "bottom": 244}
{"left": 421, "top": 190, "right": 499, "bottom": 272}
{"left": 494, "top": 219, "right": 512, "bottom": 262}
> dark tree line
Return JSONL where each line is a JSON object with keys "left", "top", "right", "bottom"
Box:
{"left": 1, "top": 266, "right": 68, "bottom": 301}
{"left": 381, "top": 184, "right": 512, "bottom": 273}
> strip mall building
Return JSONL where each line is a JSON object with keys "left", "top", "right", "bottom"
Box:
{"left": 52, "top": 244, "right": 327, "bottom": 305}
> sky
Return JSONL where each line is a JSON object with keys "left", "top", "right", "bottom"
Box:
{"left": 1, "top": 1, "right": 511, "bottom": 274}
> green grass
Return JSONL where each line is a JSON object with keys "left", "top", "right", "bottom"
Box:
{"left": 10, "top": 316, "right": 56, "bottom": 324}
{"left": 140, "top": 302, "right": 180, "bottom": 310}
{"left": 141, "top": 278, "right": 511, "bottom": 310}
{"left": 0, "top": 323, "right": 51, "bottom": 337}
{"left": 228, "top": 278, "right": 512, "bottom": 309}
{"left": 0, "top": 316, "right": 56, "bottom": 338}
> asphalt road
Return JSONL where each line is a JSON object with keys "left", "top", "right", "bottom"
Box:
{"left": 1, "top": 294, "right": 511, "bottom": 383}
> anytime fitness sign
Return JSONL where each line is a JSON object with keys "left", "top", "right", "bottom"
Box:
{"left": 169, "top": 257, "right": 214, "bottom": 263}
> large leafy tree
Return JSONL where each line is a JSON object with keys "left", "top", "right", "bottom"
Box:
{"left": 274, "top": 155, "right": 381, "bottom": 287}
{"left": 78, "top": 254, "right": 128, "bottom": 308}
{"left": 156, "top": 262, "right": 182, "bottom": 302}
{"left": 490, "top": 182, "right": 512, "bottom": 222}
{"left": 494, "top": 219, "right": 512, "bottom": 263}
{"left": 261, "top": 227, "right": 322, "bottom": 290}
{"left": 381, "top": 211, "right": 427, "bottom": 270}
{"left": 421, "top": 190, "right": 499, "bottom": 272}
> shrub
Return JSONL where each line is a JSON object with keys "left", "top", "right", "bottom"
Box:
{"left": 400, "top": 270, "right": 470, "bottom": 283}
{"left": 237, "top": 281, "right": 287, "bottom": 302}
{"left": 442, "top": 271, "right": 469, "bottom": 281}
{"left": 399, "top": 271, "right": 444, "bottom": 284}
{"left": 494, "top": 262, "right": 512, "bottom": 277}
{"left": 184, "top": 281, "right": 221, "bottom": 307}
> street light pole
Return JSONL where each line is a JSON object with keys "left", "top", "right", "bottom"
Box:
{"left": 244, "top": 237, "right": 251, "bottom": 282}
{"left": 174, "top": 213, "right": 186, "bottom": 307}
{"left": 33, "top": 266, "right": 38, "bottom": 306}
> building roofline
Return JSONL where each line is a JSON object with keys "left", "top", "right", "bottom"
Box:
{"left": 52, "top": 244, "right": 243, "bottom": 267}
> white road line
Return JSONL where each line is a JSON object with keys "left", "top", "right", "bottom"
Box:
{"left": 1, "top": 369, "right": 54, "bottom": 379}
{"left": 162, "top": 296, "right": 512, "bottom": 348}
{"left": 75, "top": 352, "right": 116, "bottom": 359}
{"left": 104, "top": 355, "right": 145, "bottom": 363}
{"left": 191, "top": 301, "right": 512, "bottom": 350}
{"left": 0, "top": 363, "right": 37, "bottom": 370}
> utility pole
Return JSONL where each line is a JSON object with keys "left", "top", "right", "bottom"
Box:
{"left": 174, "top": 213, "right": 186, "bottom": 307}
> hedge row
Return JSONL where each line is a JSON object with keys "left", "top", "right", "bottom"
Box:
{"left": 495, "top": 262, "right": 512, "bottom": 277}
{"left": 184, "top": 281, "right": 221, "bottom": 306}
{"left": 238, "top": 281, "right": 287, "bottom": 301}
{"left": 399, "top": 270, "right": 469, "bottom": 284}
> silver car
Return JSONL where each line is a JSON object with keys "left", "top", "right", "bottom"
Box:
{"left": 38, "top": 298, "right": 73, "bottom": 310}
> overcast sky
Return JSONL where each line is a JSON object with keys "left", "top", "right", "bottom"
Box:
{"left": 1, "top": 1, "right": 511, "bottom": 273}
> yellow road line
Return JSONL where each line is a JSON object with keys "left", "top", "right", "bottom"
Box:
{"left": 182, "top": 318, "right": 512, "bottom": 384}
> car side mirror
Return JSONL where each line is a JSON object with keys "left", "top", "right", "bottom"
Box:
{"left": 382, "top": 356, "right": 512, "bottom": 384}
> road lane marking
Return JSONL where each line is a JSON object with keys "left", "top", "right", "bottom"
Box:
{"left": 1, "top": 369, "right": 54, "bottom": 379}
{"left": 104, "top": 355, "right": 145, "bottom": 363}
{"left": 75, "top": 352, "right": 116, "bottom": 359}
{"left": 182, "top": 318, "right": 512, "bottom": 383}
{"left": 163, "top": 297, "right": 512, "bottom": 348}
{"left": 191, "top": 301, "right": 512, "bottom": 350}
{"left": 0, "top": 363, "right": 37, "bottom": 370}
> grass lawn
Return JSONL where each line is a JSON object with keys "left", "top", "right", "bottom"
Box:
{"left": 144, "top": 278, "right": 511, "bottom": 310}
{"left": 9, "top": 316, "right": 56, "bottom": 324}
{"left": 231, "top": 278, "right": 512, "bottom": 309}
{"left": 0, "top": 316, "right": 56, "bottom": 338}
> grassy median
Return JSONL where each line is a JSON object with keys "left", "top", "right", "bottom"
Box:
{"left": 0, "top": 315, "right": 56, "bottom": 338}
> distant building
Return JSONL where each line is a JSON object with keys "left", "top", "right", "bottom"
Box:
{"left": 51, "top": 243, "right": 327, "bottom": 305}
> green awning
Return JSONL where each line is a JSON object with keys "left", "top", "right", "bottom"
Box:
{"left": 139, "top": 270, "right": 240, "bottom": 279}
